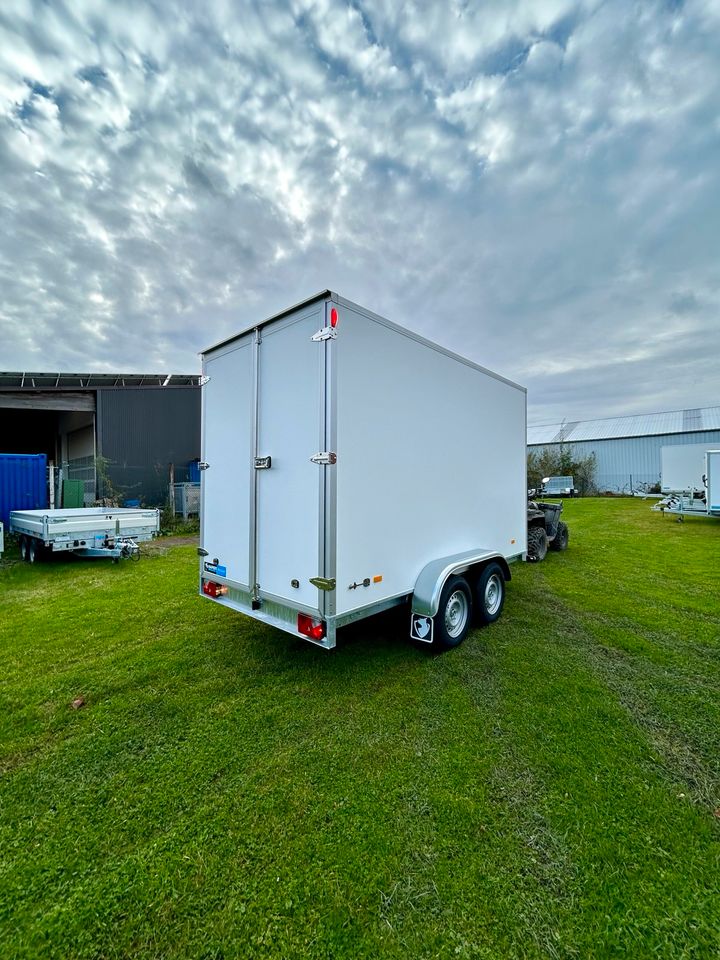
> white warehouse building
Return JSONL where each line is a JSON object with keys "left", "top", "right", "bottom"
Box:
{"left": 528, "top": 405, "right": 720, "bottom": 493}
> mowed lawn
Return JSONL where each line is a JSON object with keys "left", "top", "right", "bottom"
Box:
{"left": 0, "top": 500, "right": 718, "bottom": 959}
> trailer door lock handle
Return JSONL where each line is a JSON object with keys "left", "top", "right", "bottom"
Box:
{"left": 254, "top": 456, "right": 272, "bottom": 469}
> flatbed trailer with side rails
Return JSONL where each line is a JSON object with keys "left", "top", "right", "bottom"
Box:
{"left": 10, "top": 507, "right": 160, "bottom": 562}
{"left": 199, "top": 291, "right": 527, "bottom": 652}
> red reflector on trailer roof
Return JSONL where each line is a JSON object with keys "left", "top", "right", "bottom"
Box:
{"left": 330, "top": 307, "right": 339, "bottom": 328}
{"left": 297, "top": 613, "right": 325, "bottom": 640}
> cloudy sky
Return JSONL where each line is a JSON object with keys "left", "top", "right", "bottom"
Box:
{"left": 1, "top": 0, "right": 718, "bottom": 424}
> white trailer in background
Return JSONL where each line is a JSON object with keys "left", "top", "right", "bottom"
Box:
{"left": 661, "top": 442, "right": 718, "bottom": 495}
{"left": 199, "top": 291, "right": 527, "bottom": 651}
{"left": 654, "top": 449, "right": 720, "bottom": 521}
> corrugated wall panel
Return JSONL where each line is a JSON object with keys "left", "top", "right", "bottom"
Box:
{"left": 0, "top": 453, "right": 48, "bottom": 527}
{"left": 528, "top": 405, "right": 720, "bottom": 444}
{"left": 98, "top": 388, "right": 201, "bottom": 505}
{"left": 528, "top": 431, "right": 720, "bottom": 492}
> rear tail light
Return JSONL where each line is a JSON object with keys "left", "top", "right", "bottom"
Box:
{"left": 297, "top": 613, "right": 325, "bottom": 640}
{"left": 203, "top": 580, "right": 227, "bottom": 598}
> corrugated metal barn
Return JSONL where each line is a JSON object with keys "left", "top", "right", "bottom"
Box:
{"left": 528, "top": 405, "right": 720, "bottom": 493}
{"left": 0, "top": 373, "right": 201, "bottom": 506}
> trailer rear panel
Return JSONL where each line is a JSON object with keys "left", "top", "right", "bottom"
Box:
{"left": 201, "top": 301, "right": 327, "bottom": 618}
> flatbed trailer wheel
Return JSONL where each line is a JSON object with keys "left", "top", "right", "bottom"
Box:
{"left": 19, "top": 535, "right": 28, "bottom": 562}
{"left": 431, "top": 575, "right": 473, "bottom": 651}
{"left": 27, "top": 538, "right": 38, "bottom": 563}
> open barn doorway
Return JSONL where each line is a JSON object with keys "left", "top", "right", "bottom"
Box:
{"left": 0, "top": 393, "right": 97, "bottom": 505}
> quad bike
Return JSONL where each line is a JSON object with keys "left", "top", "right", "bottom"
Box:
{"left": 527, "top": 498, "right": 569, "bottom": 562}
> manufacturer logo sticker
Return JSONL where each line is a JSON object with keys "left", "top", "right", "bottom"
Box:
{"left": 204, "top": 562, "right": 227, "bottom": 577}
{"left": 410, "top": 614, "right": 433, "bottom": 643}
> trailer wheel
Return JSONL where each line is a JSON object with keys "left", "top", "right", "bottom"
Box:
{"left": 550, "top": 521, "right": 569, "bottom": 551}
{"left": 475, "top": 563, "right": 505, "bottom": 625}
{"left": 19, "top": 536, "right": 28, "bottom": 562}
{"left": 431, "top": 575, "right": 473, "bottom": 651}
{"left": 27, "top": 538, "right": 38, "bottom": 564}
{"left": 527, "top": 526, "right": 548, "bottom": 562}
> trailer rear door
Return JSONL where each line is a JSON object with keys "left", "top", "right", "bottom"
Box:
{"left": 201, "top": 338, "right": 254, "bottom": 587}
{"left": 254, "top": 310, "right": 325, "bottom": 611}
{"left": 707, "top": 451, "right": 720, "bottom": 515}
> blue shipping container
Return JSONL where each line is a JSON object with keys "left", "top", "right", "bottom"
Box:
{"left": 0, "top": 453, "right": 48, "bottom": 528}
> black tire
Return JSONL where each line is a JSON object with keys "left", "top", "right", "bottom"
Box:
{"left": 475, "top": 563, "right": 505, "bottom": 625}
{"left": 27, "top": 538, "right": 37, "bottom": 564}
{"left": 19, "top": 536, "right": 28, "bottom": 562}
{"left": 430, "top": 575, "right": 473, "bottom": 651}
{"left": 527, "top": 526, "right": 548, "bottom": 562}
{"left": 550, "top": 520, "right": 569, "bottom": 552}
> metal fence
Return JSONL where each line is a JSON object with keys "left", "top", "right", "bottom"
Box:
{"left": 592, "top": 473, "right": 660, "bottom": 495}
{"left": 63, "top": 456, "right": 96, "bottom": 505}
{"left": 171, "top": 482, "right": 201, "bottom": 519}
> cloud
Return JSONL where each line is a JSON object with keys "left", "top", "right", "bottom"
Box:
{"left": 0, "top": 0, "right": 718, "bottom": 423}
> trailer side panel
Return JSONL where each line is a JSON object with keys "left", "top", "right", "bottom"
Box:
{"left": 661, "top": 442, "right": 718, "bottom": 494}
{"left": 333, "top": 305, "right": 526, "bottom": 617}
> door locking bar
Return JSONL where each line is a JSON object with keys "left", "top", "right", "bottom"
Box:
{"left": 310, "top": 577, "right": 336, "bottom": 591}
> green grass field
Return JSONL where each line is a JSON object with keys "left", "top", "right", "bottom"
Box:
{"left": 1, "top": 499, "right": 718, "bottom": 958}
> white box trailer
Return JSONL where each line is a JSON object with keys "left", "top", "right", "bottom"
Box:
{"left": 199, "top": 292, "right": 527, "bottom": 650}
{"left": 708, "top": 451, "right": 720, "bottom": 516}
{"left": 661, "top": 442, "right": 719, "bottom": 494}
{"left": 654, "top": 449, "right": 720, "bottom": 520}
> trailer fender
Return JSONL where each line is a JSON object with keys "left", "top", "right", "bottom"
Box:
{"left": 411, "top": 550, "right": 511, "bottom": 619}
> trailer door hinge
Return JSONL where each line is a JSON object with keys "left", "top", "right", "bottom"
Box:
{"left": 254, "top": 456, "right": 272, "bottom": 469}
{"left": 310, "top": 452, "right": 337, "bottom": 465}
{"left": 310, "top": 577, "right": 336, "bottom": 591}
{"left": 198, "top": 461, "right": 210, "bottom": 470}
{"left": 311, "top": 326, "right": 336, "bottom": 342}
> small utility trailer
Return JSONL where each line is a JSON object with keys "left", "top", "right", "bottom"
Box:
{"left": 541, "top": 476, "right": 575, "bottom": 497}
{"left": 199, "top": 291, "right": 527, "bottom": 651}
{"left": 10, "top": 507, "right": 160, "bottom": 562}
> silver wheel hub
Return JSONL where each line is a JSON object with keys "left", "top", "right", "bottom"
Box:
{"left": 445, "top": 590, "right": 469, "bottom": 638}
{"left": 484, "top": 575, "right": 502, "bottom": 615}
